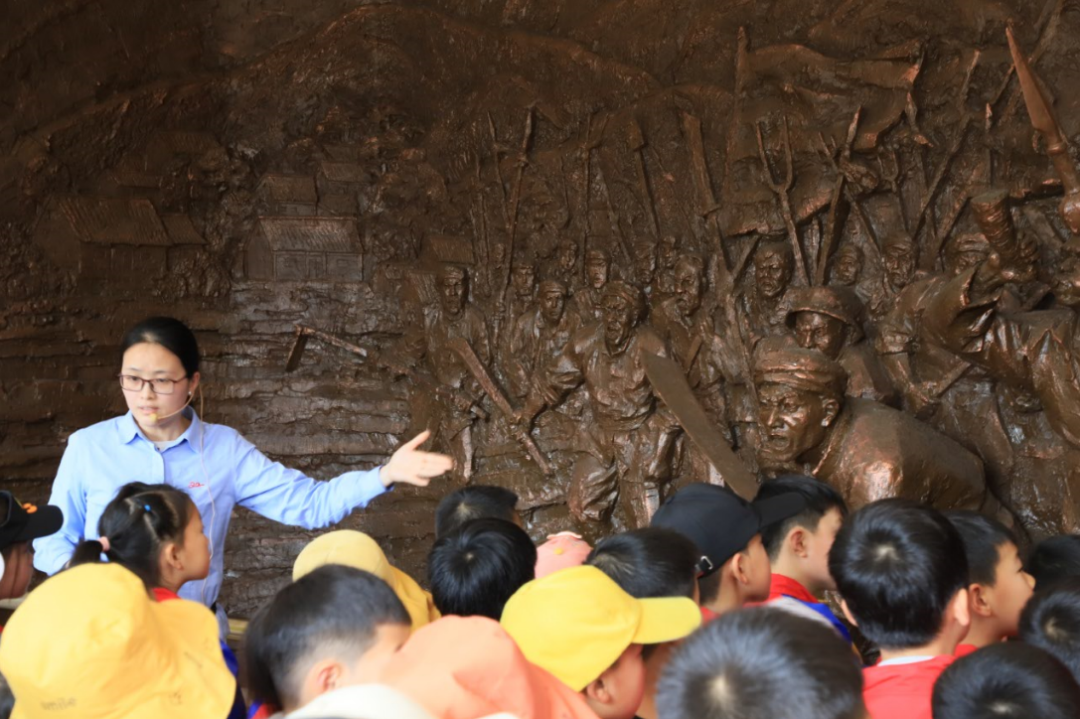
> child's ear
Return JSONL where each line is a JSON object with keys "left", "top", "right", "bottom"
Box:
{"left": 789, "top": 527, "right": 808, "bottom": 558}
{"left": 839, "top": 598, "right": 859, "bottom": 627}
{"left": 583, "top": 674, "right": 613, "bottom": 706}
{"left": 968, "top": 583, "right": 993, "bottom": 618}
{"left": 310, "top": 659, "right": 343, "bottom": 695}
{"left": 949, "top": 587, "right": 972, "bottom": 629}
{"left": 730, "top": 553, "right": 749, "bottom": 587}
{"left": 160, "top": 540, "right": 182, "bottom": 570}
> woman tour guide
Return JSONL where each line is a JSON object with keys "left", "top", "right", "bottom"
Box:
{"left": 34, "top": 317, "right": 453, "bottom": 625}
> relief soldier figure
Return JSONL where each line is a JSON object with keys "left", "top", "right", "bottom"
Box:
{"left": 551, "top": 239, "right": 579, "bottom": 288}
{"left": 507, "top": 262, "right": 538, "bottom": 321}
{"left": 514, "top": 280, "right": 679, "bottom": 528}
{"left": 652, "top": 254, "right": 733, "bottom": 483}
{"left": 865, "top": 233, "right": 922, "bottom": 322}
{"left": 754, "top": 343, "right": 992, "bottom": 513}
{"left": 875, "top": 194, "right": 1034, "bottom": 509}
{"left": 783, "top": 286, "right": 897, "bottom": 406}
{"left": 829, "top": 244, "right": 864, "bottom": 288}
{"left": 631, "top": 240, "right": 658, "bottom": 305}
{"left": 654, "top": 235, "right": 680, "bottom": 300}
{"left": 570, "top": 248, "right": 611, "bottom": 325}
{"left": 396, "top": 264, "right": 491, "bottom": 481}
{"left": 741, "top": 238, "right": 795, "bottom": 345}
{"left": 505, "top": 280, "right": 580, "bottom": 401}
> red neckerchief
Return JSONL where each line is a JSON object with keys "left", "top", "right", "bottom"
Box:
{"left": 152, "top": 587, "right": 181, "bottom": 602}
{"left": 768, "top": 574, "right": 819, "bottom": 604}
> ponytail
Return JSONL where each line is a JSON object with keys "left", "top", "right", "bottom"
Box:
{"left": 69, "top": 482, "right": 194, "bottom": 589}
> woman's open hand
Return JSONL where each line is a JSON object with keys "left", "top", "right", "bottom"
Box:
{"left": 379, "top": 430, "right": 454, "bottom": 487}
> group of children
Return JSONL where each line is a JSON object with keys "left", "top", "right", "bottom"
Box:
{"left": 3, "top": 476, "right": 1080, "bottom": 719}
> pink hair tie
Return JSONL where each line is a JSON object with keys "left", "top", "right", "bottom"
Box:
{"left": 99, "top": 537, "right": 111, "bottom": 553}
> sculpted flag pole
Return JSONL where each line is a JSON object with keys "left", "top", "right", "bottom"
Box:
{"left": 642, "top": 351, "right": 758, "bottom": 500}
{"left": 448, "top": 336, "right": 553, "bottom": 476}
{"left": 1007, "top": 26, "right": 1080, "bottom": 236}
{"left": 756, "top": 116, "right": 811, "bottom": 286}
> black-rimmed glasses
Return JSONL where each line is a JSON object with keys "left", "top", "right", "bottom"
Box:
{"left": 118, "top": 375, "right": 189, "bottom": 395}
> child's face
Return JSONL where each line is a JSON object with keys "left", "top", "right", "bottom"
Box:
{"left": 986, "top": 541, "right": 1035, "bottom": 636}
{"left": 343, "top": 622, "right": 410, "bottom": 684}
{"left": 804, "top": 508, "right": 845, "bottom": 594}
{"left": 591, "top": 643, "right": 646, "bottom": 719}
{"left": 178, "top": 506, "right": 211, "bottom": 583}
{"left": 744, "top": 534, "right": 772, "bottom": 602}
{"left": 0, "top": 542, "right": 34, "bottom": 600}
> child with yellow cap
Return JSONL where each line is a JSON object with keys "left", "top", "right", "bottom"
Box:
{"left": 501, "top": 564, "right": 702, "bottom": 719}
{"left": 0, "top": 563, "right": 235, "bottom": 719}
{"left": 292, "top": 529, "right": 439, "bottom": 630}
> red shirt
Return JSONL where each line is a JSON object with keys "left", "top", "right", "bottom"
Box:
{"left": 863, "top": 656, "right": 954, "bottom": 719}
{"left": 954, "top": 644, "right": 977, "bottom": 658}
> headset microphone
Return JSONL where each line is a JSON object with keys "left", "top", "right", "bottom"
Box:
{"left": 148, "top": 385, "right": 199, "bottom": 424}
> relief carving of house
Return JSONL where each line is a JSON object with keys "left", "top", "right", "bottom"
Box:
{"left": 245, "top": 216, "right": 363, "bottom": 281}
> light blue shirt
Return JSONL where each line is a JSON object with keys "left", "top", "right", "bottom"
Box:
{"left": 33, "top": 409, "right": 388, "bottom": 608}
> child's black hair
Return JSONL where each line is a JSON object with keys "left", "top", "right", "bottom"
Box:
{"left": 1019, "top": 577, "right": 1080, "bottom": 686}
{"left": 121, "top": 317, "right": 200, "bottom": 376}
{"left": 944, "top": 510, "right": 1019, "bottom": 587}
{"left": 1026, "top": 535, "right": 1080, "bottom": 588}
{"left": 932, "top": 643, "right": 1080, "bottom": 719}
{"left": 758, "top": 475, "right": 848, "bottom": 561}
{"left": 828, "top": 499, "right": 967, "bottom": 650}
{"left": 427, "top": 518, "right": 536, "bottom": 620}
{"left": 243, "top": 565, "right": 410, "bottom": 710}
{"left": 434, "top": 485, "right": 519, "bottom": 539}
{"left": 656, "top": 608, "right": 865, "bottom": 719}
{"left": 586, "top": 527, "right": 699, "bottom": 600}
{"left": 69, "top": 482, "right": 195, "bottom": 590}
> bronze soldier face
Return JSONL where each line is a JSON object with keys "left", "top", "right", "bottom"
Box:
{"left": 755, "top": 248, "right": 792, "bottom": 300}
{"left": 832, "top": 247, "right": 863, "bottom": 286}
{"left": 658, "top": 236, "right": 679, "bottom": 270}
{"left": 883, "top": 240, "right": 917, "bottom": 291}
{"left": 586, "top": 255, "right": 610, "bottom": 289}
{"left": 674, "top": 262, "right": 703, "bottom": 317}
{"left": 511, "top": 265, "right": 536, "bottom": 296}
{"left": 793, "top": 312, "right": 847, "bottom": 360}
{"left": 1053, "top": 254, "right": 1080, "bottom": 307}
{"left": 539, "top": 289, "right": 566, "bottom": 325}
{"left": 439, "top": 270, "right": 467, "bottom": 317}
{"left": 602, "top": 294, "right": 637, "bottom": 351}
{"left": 633, "top": 246, "right": 657, "bottom": 286}
{"left": 558, "top": 243, "right": 577, "bottom": 272}
{"left": 757, "top": 382, "right": 840, "bottom": 465}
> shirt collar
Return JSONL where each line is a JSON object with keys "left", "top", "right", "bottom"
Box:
{"left": 116, "top": 408, "right": 203, "bottom": 454}
{"left": 768, "top": 573, "right": 819, "bottom": 604}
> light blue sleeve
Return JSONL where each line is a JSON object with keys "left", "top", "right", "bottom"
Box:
{"left": 230, "top": 432, "right": 388, "bottom": 530}
{"left": 33, "top": 432, "right": 88, "bottom": 575}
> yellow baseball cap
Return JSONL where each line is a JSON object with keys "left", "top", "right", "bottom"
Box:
{"left": 0, "top": 563, "right": 235, "bottom": 719}
{"left": 293, "top": 530, "right": 440, "bottom": 630}
{"left": 500, "top": 565, "right": 701, "bottom": 692}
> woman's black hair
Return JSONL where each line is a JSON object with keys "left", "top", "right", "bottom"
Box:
{"left": 69, "top": 482, "right": 195, "bottom": 590}
{"left": 120, "top": 317, "right": 201, "bottom": 377}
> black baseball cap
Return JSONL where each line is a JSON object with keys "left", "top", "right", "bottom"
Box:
{"left": 0, "top": 491, "right": 63, "bottom": 548}
{"left": 651, "top": 483, "right": 806, "bottom": 577}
